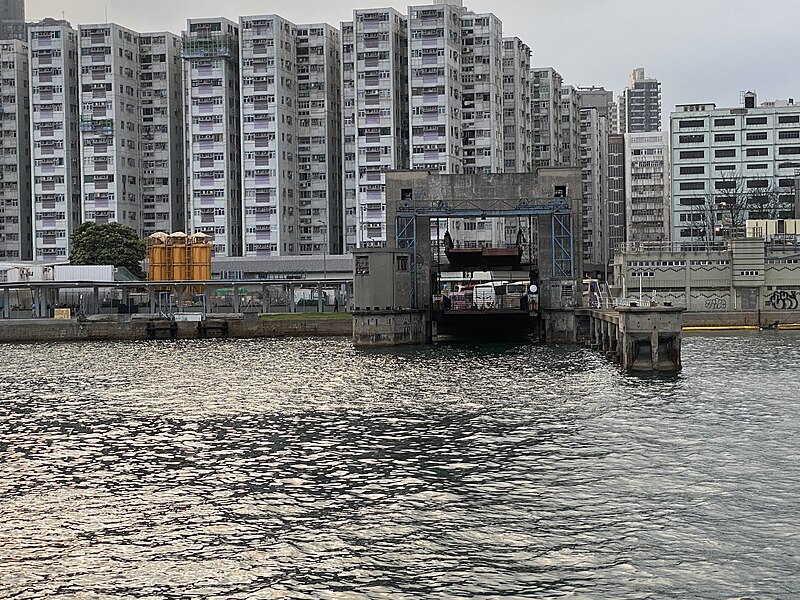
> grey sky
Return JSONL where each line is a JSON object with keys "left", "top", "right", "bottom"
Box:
{"left": 29, "top": 0, "right": 800, "bottom": 121}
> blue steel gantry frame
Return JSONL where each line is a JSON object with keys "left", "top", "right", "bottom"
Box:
{"left": 396, "top": 198, "right": 575, "bottom": 308}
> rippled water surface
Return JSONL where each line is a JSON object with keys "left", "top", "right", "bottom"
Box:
{"left": 1, "top": 332, "right": 800, "bottom": 598}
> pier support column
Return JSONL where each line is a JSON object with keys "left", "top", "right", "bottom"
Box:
{"left": 617, "top": 306, "right": 685, "bottom": 372}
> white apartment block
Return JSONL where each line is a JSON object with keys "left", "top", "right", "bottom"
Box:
{"left": 29, "top": 19, "right": 80, "bottom": 262}
{"left": 182, "top": 18, "right": 241, "bottom": 256}
{"left": 532, "top": 67, "right": 563, "bottom": 168}
{"left": 239, "top": 15, "right": 298, "bottom": 257}
{"left": 560, "top": 84, "right": 580, "bottom": 167}
{"left": 78, "top": 24, "right": 141, "bottom": 233}
{"left": 341, "top": 21, "right": 357, "bottom": 251}
{"left": 580, "top": 106, "right": 608, "bottom": 266}
{"left": 139, "top": 32, "right": 184, "bottom": 236}
{"left": 346, "top": 8, "right": 409, "bottom": 247}
{"left": 625, "top": 130, "right": 670, "bottom": 242}
{"left": 502, "top": 37, "right": 531, "bottom": 173}
{"left": 671, "top": 92, "right": 800, "bottom": 242}
{"left": 460, "top": 11, "right": 503, "bottom": 174}
{"left": 0, "top": 39, "right": 31, "bottom": 259}
{"left": 408, "top": 1, "right": 463, "bottom": 174}
{"left": 296, "top": 24, "right": 342, "bottom": 255}
{"left": 616, "top": 67, "right": 661, "bottom": 134}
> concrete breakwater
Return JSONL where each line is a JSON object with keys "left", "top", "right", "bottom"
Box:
{"left": 0, "top": 314, "right": 353, "bottom": 343}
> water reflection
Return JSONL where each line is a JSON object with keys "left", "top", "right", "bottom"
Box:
{"left": 1, "top": 333, "right": 799, "bottom": 597}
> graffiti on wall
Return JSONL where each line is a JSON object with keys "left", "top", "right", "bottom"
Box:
{"left": 704, "top": 298, "right": 727, "bottom": 311}
{"left": 768, "top": 290, "right": 799, "bottom": 311}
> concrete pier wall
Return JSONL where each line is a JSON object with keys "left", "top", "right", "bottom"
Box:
{"left": 0, "top": 314, "right": 353, "bottom": 343}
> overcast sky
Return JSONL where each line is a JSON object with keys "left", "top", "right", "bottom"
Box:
{"left": 28, "top": 0, "right": 800, "bottom": 122}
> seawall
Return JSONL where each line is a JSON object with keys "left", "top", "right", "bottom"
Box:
{"left": 0, "top": 314, "right": 353, "bottom": 343}
{"left": 683, "top": 311, "right": 800, "bottom": 328}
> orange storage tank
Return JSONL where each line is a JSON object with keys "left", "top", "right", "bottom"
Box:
{"left": 190, "top": 233, "right": 212, "bottom": 282}
{"left": 147, "top": 232, "right": 169, "bottom": 282}
{"left": 169, "top": 232, "right": 189, "bottom": 281}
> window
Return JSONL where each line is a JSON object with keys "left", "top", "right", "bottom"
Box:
{"left": 746, "top": 131, "right": 768, "bottom": 141}
{"left": 680, "top": 166, "right": 705, "bottom": 175}
{"left": 745, "top": 116, "right": 768, "bottom": 125}
{"left": 778, "top": 115, "right": 799, "bottom": 124}
{"left": 714, "top": 118, "right": 735, "bottom": 127}
{"left": 779, "top": 146, "right": 800, "bottom": 155}
{"left": 679, "top": 182, "right": 705, "bottom": 191}
{"left": 679, "top": 119, "right": 704, "bottom": 128}
{"left": 679, "top": 134, "right": 704, "bottom": 143}
{"left": 715, "top": 149, "right": 736, "bottom": 158}
{"left": 714, "top": 133, "right": 735, "bottom": 142}
{"left": 746, "top": 147, "right": 768, "bottom": 156}
{"left": 679, "top": 150, "right": 705, "bottom": 159}
{"left": 779, "top": 130, "right": 800, "bottom": 140}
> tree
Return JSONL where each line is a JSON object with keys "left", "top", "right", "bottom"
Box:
{"left": 689, "top": 170, "right": 795, "bottom": 242}
{"left": 70, "top": 222, "right": 146, "bottom": 278}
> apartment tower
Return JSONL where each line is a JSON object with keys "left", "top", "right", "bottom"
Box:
{"left": 29, "top": 19, "right": 80, "bottom": 262}
{"left": 139, "top": 32, "right": 185, "bottom": 236}
{"left": 182, "top": 17, "right": 241, "bottom": 256}
{"left": 78, "top": 24, "right": 142, "bottom": 232}
{"left": 0, "top": 39, "right": 31, "bottom": 259}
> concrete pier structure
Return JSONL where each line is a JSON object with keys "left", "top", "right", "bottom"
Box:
{"left": 586, "top": 306, "right": 685, "bottom": 372}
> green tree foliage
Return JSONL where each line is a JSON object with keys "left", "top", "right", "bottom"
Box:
{"left": 70, "top": 222, "right": 146, "bottom": 278}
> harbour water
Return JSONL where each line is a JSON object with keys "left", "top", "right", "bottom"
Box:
{"left": 1, "top": 332, "right": 799, "bottom": 598}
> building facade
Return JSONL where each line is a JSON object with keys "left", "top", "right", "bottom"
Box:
{"left": 78, "top": 24, "right": 142, "bottom": 232}
{"left": 139, "top": 32, "right": 185, "bottom": 236}
{"left": 670, "top": 92, "right": 800, "bottom": 242}
{"left": 560, "top": 84, "right": 580, "bottom": 167}
{"left": 345, "top": 8, "right": 409, "bottom": 248}
{"left": 0, "top": 0, "right": 24, "bottom": 42}
{"left": 297, "top": 24, "right": 342, "bottom": 255}
{"left": 607, "top": 133, "right": 625, "bottom": 256}
{"left": 239, "top": 15, "right": 299, "bottom": 257}
{"left": 460, "top": 11, "right": 503, "bottom": 175}
{"left": 29, "top": 19, "right": 81, "bottom": 262}
{"left": 408, "top": 1, "right": 463, "bottom": 174}
{"left": 625, "top": 130, "right": 669, "bottom": 243}
{"left": 0, "top": 39, "right": 31, "bottom": 259}
{"left": 501, "top": 37, "right": 531, "bottom": 173}
{"left": 616, "top": 67, "right": 661, "bottom": 134}
{"left": 532, "top": 67, "right": 563, "bottom": 168}
{"left": 182, "top": 17, "right": 241, "bottom": 256}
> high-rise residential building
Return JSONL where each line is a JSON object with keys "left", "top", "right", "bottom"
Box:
{"left": 0, "top": 0, "right": 24, "bottom": 42}
{"left": 532, "top": 67, "right": 563, "bottom": 168}
{"left": 0, "top": 39, "right": 31, "bottom": 259}
{"left": 576, "top": 87, "right": 613, "bottom": 267}
{"left": 578, "top": 85, "right": 615, "bottom": 132}
{"left": 296, "top": 24, "right": 342, "bottom": 255}
{"left": 501, "top": 37, "right": 531, "bottom": 173}
{"left": 182, "top": 17, "right": 241, "bottom": 256}
{"left": 340, "top": 20, "right": 357, "bottom": 251}
{"left": 560, "top": 84, "right": 580, "bottom": 167}
{"left": 607, "top": 133, "right": 626, "bottom": 255}
{"left": 625, "top": 130, "right": 670, "bottom": 242}
{"left": 579, "top": 105, "right": 609, "bottom": 267}
{"left": 670, "top": 92, "right": 800, "bottom": 242}
{"left": 29, "top": 19, "right": 81, "bottom": 262}
{"left": 344, "top": 8, "right": 409, "bottom": 248}
{"left": 617, "top": 67, "right": 661, "bottom": 134}
{"left": 461, "top": 11, "right": 503, "bottom": 175}
{"left": 78, "top": 24, "right": 142, "bottom": 232}
{"left": 239, "top": 15, "right": 298, "bottom": 257}
{"left": 408, "top": 1, "right": 463, "bottom": 174}
{"left": 139, "top": 32, "right": 185, "bottom": 236}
